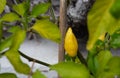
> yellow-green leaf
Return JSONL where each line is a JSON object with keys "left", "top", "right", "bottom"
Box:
{"left": 32, "top": 19, "right": 61, "bottom": 43}
{"left": 1, "top": 12, "right": 20, "bottom": 22}
{"left": 0, "top": 73, "right": 17, "bottom": 78}
{"left": 95, "top": 50, "right": 112, "bottom": 75}
{"left": 13, "top": 2, "right": 27, "bottom": 16}
{"left": 50, "top": 62, "right": 90, "bottom": 78}
{"left": 0, "top": 0, "right": 6, "bottom": 14}
{"left": 5, "top": 50, "right": 30, "bottom": 74}
{"left": 10, "top": 29, "right": 26, "bottom": 49}
{"left": 5, "top": 29, "right": 30, "bottom": 74}
{"left": 97, "top": 56, "right": 120, "bottom": 78}
{"left": 87, "top": 0, "right": 117, "bottom": 50}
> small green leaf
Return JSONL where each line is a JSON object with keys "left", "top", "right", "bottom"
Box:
{"left": 32, "top": 19, "right": 61, "bottom": 43}
{"left": 87, "top": 0, "right": 117, "bottom": 50}
{"left": 32, "top": 70, "right": 46, "bottom": 78}
{"left": 31, "top": 3, "right": 51, "bottom": 17}
{"left": 0, "top": 36, "right": 13, "bottom": 52}
{"left": 110, "top": 0, "right": 120, "bottom": 19}
{"left": 1, "top": 12, "right": 20, "bottom": 22}
{"left": 110, "top": 32, "right": 120, "bottom": 49}
{"left": 0, "top": 0, "right": 6, "bottom": 14}
{"left": 0, "top": 73, "right": 17, "bottom": 78}
{"left": 13, "top": 2, "right": 27, "bottom": 16}
{"left": 51, "top": 62, "right": 90, "bottom": 78}
{"left": 95, "top": 50, "right": 112, "bottom": 75}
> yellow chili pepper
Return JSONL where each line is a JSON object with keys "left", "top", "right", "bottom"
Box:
{"left": 64, "top": 27, "right": 78, "bottom": 57}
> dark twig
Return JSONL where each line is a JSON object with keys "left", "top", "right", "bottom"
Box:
{"left": 18, "top": 51, "right": 51, "bottom": 67}
{"left": 0, "top": 50, "right": 51, "bottom": 67}
{"left": 28, "top": 60, "right": 35, "bottom": 78}
{"left": 77, "top": 50, "right": 87, "bottom": 67}
{"left": 48, "top": 0, "right": 56, "bottom": 23}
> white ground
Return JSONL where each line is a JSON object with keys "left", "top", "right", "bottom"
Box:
{"left": 0, "top": 37, "right": 120, "bottom": 78}
{"left": 0, "top": 38, "right": 58, "bottom": 78}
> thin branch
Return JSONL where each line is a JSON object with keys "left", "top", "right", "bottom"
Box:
{"left": 77, "top": 50, "right": 87, "bottom": 67}
{"left": 28, "top": 60, "right": 35, "bottom": 78}
{"left": 0, "top": 50, "right": 51, "bottom": 67}
{"left": 48, "top": 0, "right": 56, "bottom": 23}
{"left": 18, "top": 51, "right": 51, "bottom": 67}
{"left": 49, "top": 7, "right": 56, "bottom": 23}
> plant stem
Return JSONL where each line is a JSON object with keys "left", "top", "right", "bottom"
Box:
{"left": 18, "top": 51, "right": 51, "bottom": 67}
{"left": 59, "top": 0, "right": 67, "bottom": 62}
{"left": 49, "top": 7, "right": 56, "bottom": 23}
{"left": 77, "top": 50, "right": 87, "bottom": 67}
{"left": 48, "top": 0, "right": 56, "bottom": 23}
{"left": 0, "top": 51, "right": 51, "bottom": 67}
{"left": 28, "top": 60, "right": 35, "bottom": 78}
{"left": 104, "top": 33, "right": 110, "bottom": 50}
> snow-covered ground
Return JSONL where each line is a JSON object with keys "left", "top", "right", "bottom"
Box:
{"left": 0, "top": 38, "right": 58, "bottom": 78}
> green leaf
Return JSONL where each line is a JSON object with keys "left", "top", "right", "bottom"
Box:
{"left": 0, "top": 0, "right": 6, "bottom": 14}
{"left": 13, "top": 2, "right": 27, "bottom": 16}
{"left": 87, "top": 55, "right": 96, "bottom": 75}
{"left": 50, "top": 62, "right": 90, "bottom": 78}
{"left": 110, "top": 32, "right": 120, "bottom": 49}
{"left": 95, "top": 50, "right": 112, "bottom": 75}
{"left": 32, "top": 70, "right": 46, "bottom": 78}
{"left": 110, "top": 0, "right": 120, "bottom": 19}
{"left": 0, "top": 73, "right": 17, "bottom": 78}
{"left": 97, "top": 71, "right": 120, "bottom": 78}
{"left": 31, "top": 3, "right": 51, "bottom": 17}
{"left": 0, "top": 36, "right": 13, "bottom": 52}
{"left": 1, "top": 12, "right": 20, "bottom": 22}
{"left": 5, "top": 29, "right": 30, "bottom": 74}
{"left": 87, "top": 0, "right": 117, "bottom": 50}
{"left": 97, "top": 56, "right": 120, "bottom": 78}
{"left": 107, "top": 56, "right": 120, "bottom": 74}
{"left": 32, "top": 19, "right": 61, "bottom": 43}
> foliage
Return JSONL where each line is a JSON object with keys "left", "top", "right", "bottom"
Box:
{"left": 32, "top": 70, "right": 46, "bottom": 78}
{"left": 0, "top": 0, "right": 6, "bottom": 14}
{"left": 86, "top": 0, "right": 119, "bottom": 50}
{"left": 51, "top": 62, "right": 90, "bottom": 78}
{"left": 0, "top": 73, "right": 17, "bottom": 78}
{"left": 0, "top": 0, "right": 120, "bottom": 78}
{"left": 32, "top": 19, "right": 61, "bottom": 43}
{"left": 0, "top": 0, "right": 60, "bottom": 77}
